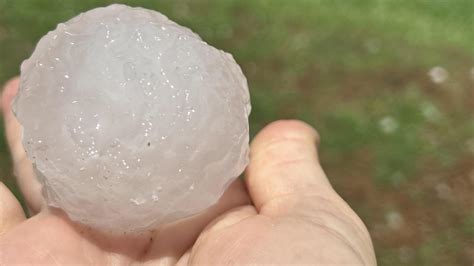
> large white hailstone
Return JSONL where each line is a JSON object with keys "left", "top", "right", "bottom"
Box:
{"left": 13, "top": 4, "right": 251, "bottom": 233}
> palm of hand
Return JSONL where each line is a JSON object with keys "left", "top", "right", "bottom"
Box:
{"left": 0, "top": 78, "right": 375, "bottom": 265}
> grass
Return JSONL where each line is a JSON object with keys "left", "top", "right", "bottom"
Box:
{"left": 1, "top": 0, "right": 473, "bottom": 265}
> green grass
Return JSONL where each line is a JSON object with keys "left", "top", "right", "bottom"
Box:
{"left": 1, "top": 0, "right": 473, "bottom": 265}
{"left": 462, "top": 212, "right": 474, "bottom": 236}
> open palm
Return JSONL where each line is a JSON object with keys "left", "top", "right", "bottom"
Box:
{"left": 0, "top": 78, "right": 376, "bottom": 265}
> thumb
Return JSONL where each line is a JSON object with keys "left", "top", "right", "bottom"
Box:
{"left": 245, "top": 120, "right": 333, "bottom": 214}
{"left": 245, "top": 120, "right": 376, "bottom": 265}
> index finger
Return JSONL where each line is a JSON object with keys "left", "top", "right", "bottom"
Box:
{"left": 2, "top": 77, "right": 44, "bottom": 214}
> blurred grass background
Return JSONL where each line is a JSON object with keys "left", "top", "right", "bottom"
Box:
{"left": 0, "top": 0, "right": 473, "bottom": 264}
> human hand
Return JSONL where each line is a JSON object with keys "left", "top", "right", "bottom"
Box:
{"left": 0, "top": 77, "right": 376, "bottom": 265}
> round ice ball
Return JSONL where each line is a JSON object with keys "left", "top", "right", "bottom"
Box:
{"left": 13, "top": 4, "right": 251, "bottom": 233}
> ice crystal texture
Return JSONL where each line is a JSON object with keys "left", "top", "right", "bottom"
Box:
{"left": 13, "top": 4, "right": 250, "bottom": 233}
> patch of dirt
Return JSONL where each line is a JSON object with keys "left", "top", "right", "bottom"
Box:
{"left": 325, "top": 150, "right": 474, "bottom": 265}
{"left": 295, "top": 59, "right": 473, "bottom": 114}
{"left": 308, "top": 58, "right": 473, "bottom": 264}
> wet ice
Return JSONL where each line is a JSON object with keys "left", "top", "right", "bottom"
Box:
{"left": 13, "top": 4, "right": 251, "bottom": 233}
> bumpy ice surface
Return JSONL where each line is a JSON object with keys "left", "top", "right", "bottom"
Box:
{"left": 13, "top": 4, "right": 251, "bottom": 233}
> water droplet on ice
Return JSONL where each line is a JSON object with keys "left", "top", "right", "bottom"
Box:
{"left": 130, "top": 197, "right": 146, "bottom": 205}
{"left": 124, "top": 62, "right": 136, "bottom": 81}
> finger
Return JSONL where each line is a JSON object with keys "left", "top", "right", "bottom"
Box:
{"left": 142, "top": 179, "right": 250, "bottom": 264}
{"left": 176, "top": 249, "right": 191, "bottom": 266}
{"left": 0, "top": 182, "right": 26, "bottom": 235}
{"left": 0, "top": 210, "right": 152, "bottom": 265}
{"left": 2, "top": 78, "right": 44, "bottom": 214}
{"left": 184, "top": 205, "right": 257, "bottom": 264}
{"left": 245, "top": 120, "right": 334, "bottom": 214}
{"left": 245, "top": 120, "right": 376, "bottom": 263}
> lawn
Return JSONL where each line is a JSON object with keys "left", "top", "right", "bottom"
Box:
{"left": 1, "top": 0, "right": 473, "bottom": 265}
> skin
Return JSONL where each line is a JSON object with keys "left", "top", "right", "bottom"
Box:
{"left": 0, "top": 77, "right": 376, "bottom": 265}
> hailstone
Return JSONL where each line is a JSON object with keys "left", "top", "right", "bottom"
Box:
{"left": 13, "top": 4, "right": 251, "bottom": 233}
